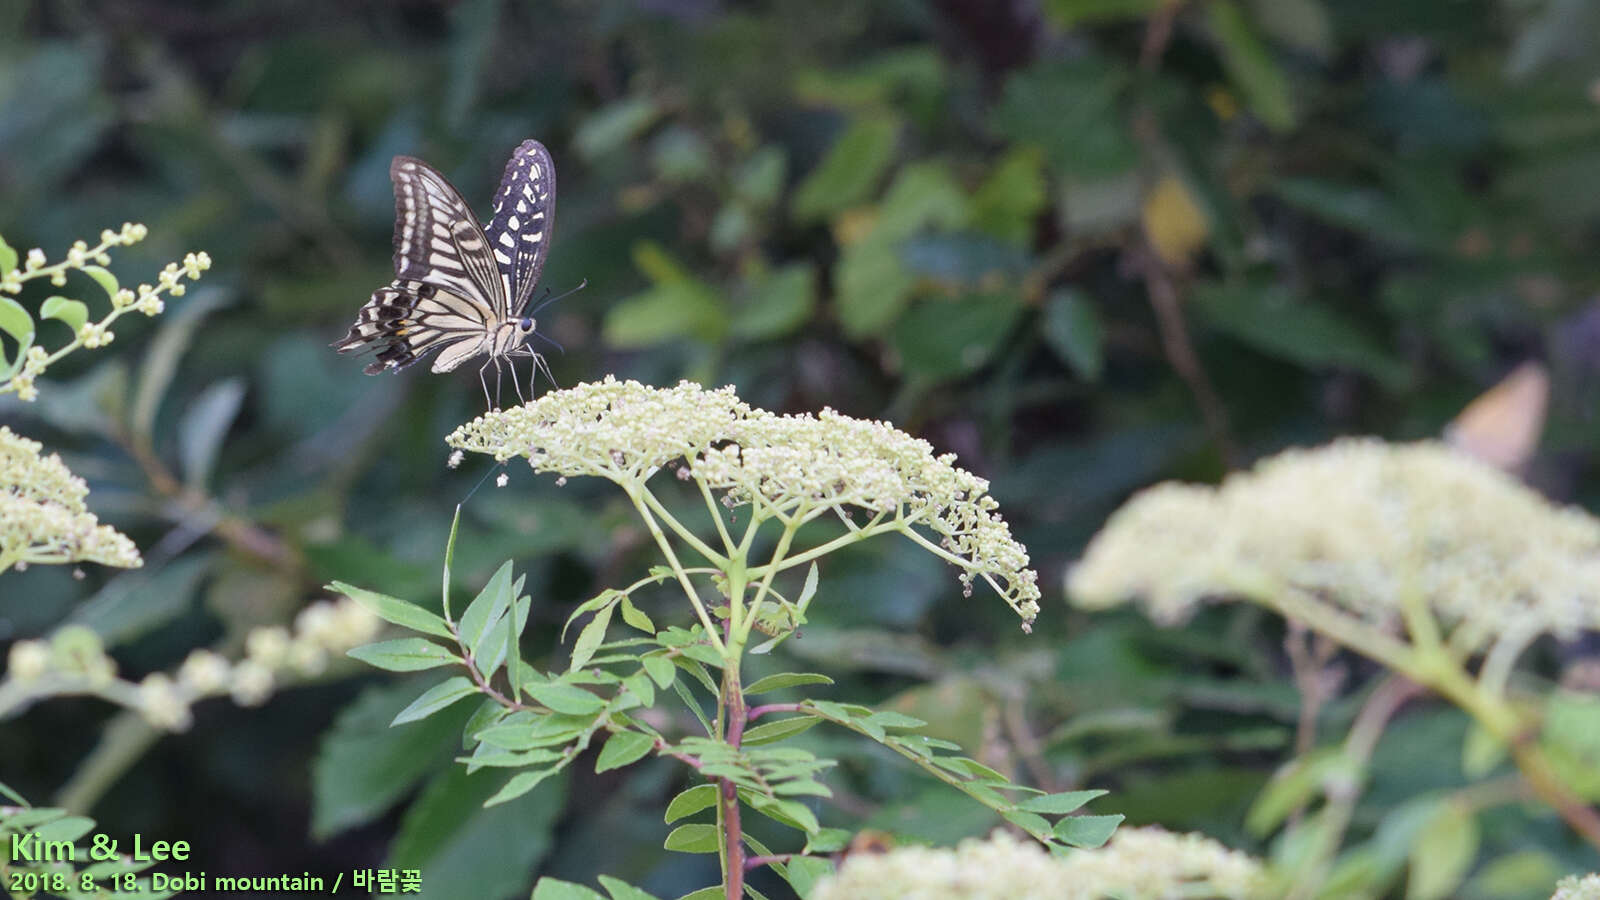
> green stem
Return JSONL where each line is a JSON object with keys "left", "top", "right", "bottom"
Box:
{"left": 695, "top": 475, "right": 737, "bottom": 556}
{"left": 624, "top": 483, "right": 726, "bottom": 655}
{"left": 735, "top": 514, "right": 800, "bottom": 650}
{"left": 635, "top": 481, "right": 729, "bottom": 568}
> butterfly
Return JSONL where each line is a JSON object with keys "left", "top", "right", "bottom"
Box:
{"left": 334, "top": 139, "right": 576, "bottom": 407}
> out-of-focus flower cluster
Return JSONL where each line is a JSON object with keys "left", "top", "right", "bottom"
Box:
{"left": 1, "top": 223, "right": 210, "bottom": 402}
{"left": 1068, "top": 439, "right": 1600, "bottom": 655}
{"left": 3, "top": 597, "right": 380, "bottom": 731}
{"left": 811, "top": 827, "right": 1270, "bottom": 900}
{"left": 1554, "top": 874, "right": 1600, "bottom": 900}
{"left": 1, "top": 426, "right": 141, "bottom": 570}
{"left": 446, "top": 378, "right": 1041, "bottom": 625}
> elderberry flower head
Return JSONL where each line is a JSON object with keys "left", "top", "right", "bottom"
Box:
{"left": 446, "top": 378, "right": 1041, "bottom": 626}
{"left": 1555, "top": 874, "right": 1600, "bottom": 900}
{"left": 811, "top": 828, "right": 1269, "bottom": 900}
{"left": 1068, "top": 439, "right": 1600, "bottom": 655}
{"left": 1, "top": 426, "right": 141, "bottom": 570}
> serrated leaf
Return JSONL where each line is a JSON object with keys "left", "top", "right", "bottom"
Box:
{"left": 485, "top": 768, "right": 558, "bottom": 807}
{"left": 532, "top": 879, "right": 606, "bottom": 900}
{"left": 1053, "top": 814, "right": 1123, "bottom": 848}
{"left": 459, "top": 561, "right": 514, "bottom": 662}
{"left": 80, "top": 265, "right": 119, "bottom": 299}
{"left": 748, "top": 795, "right": 820, "bottom": 835}
{"left": 619, "top": 596, "right": 655, "bottom": 634}
{"left": 331, "top": 581, "right": 453, "bottom": 639}
{"left": 663, "top": 823, "right": 721, "bottom": 854}
{"left": 596, "top": 731, "right": 655, "bottom": 773}
{"left": 570, "top": 602, "right": 615, "bottom": 671}
{"left": 665, "top": 784, "right": 719, "bottom": 823}
{"left": 562, "top": 589, "right": 622, "bottom": 642}
{"left": 1016, "top": 789, "right": 1108, "bottom": 815}
{"left": 746, "top": 672, "right": 835, "bottom": 695}
{"left": 525, "top": 682, "right": 605, "bottom": 715}
{"left": 742, "top": 717, "right": 821, "bottom": 746}
{"left": 347, "top": 638, "right": 460, "bottom": 672}
{"left": 39, "top": 295, "right": 88, "bottom": 333}
{"left": 392, "top": 676, "right": 478, "bottom": 725}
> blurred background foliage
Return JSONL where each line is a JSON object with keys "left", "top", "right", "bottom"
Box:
{"left": 3, "top": 0, "right": 1600, "bottom": 897}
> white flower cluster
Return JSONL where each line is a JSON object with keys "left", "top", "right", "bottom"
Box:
{"left": 1068, "top": 439, "right": 1600, "bottom": 654}
{"left": 811, "top": 828, "right": 1269, "bottom": 900}
{"left": 1555, "top": 874, "right": 1600, "bottom": 900}
{"left": 448, "top": 376, "right": 751, "bottom": 476}
{"left": 446, "top": 378, "right": 1041, "bottom": 624}
{"left": 1, "top": 426, "right": 141, "bottom": 570}
{"left": 5, "top": 597, "right": 379, "bottom": 731}
{"left": 1, "top": 223, "right": 210, "bottom": 402}
{"left": 696, "top": 409, "right": 1040, "bottom": 622}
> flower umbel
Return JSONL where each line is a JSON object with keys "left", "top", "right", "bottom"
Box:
{"left": 1, "top": 426, "right": 141, "bottom": 571}
{"left": 1069, "top": 439, "right": 1600, "bottom": 658}
{"left": 446, "top": 377, "right": 1041, "bottom": 626}
{"left": 811, "top": 828, "right": 1270, "bottom": 900}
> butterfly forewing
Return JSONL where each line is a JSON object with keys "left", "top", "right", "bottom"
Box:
{"left": 390, "top": 157, "right": 508, "bottom": 317}
{"left": 486, "top": 139, "right": 556, "bottom": 312}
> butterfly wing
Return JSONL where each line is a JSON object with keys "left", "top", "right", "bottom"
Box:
{"left": 485, "top": 139, "right": 556, "bottom": 313}
{"left": 334, "top": 156, "right": 508, "bottom": 372}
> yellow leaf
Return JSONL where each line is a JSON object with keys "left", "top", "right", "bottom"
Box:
{"left": 1142, "top": 174, "right": 1210, "bottom": 268}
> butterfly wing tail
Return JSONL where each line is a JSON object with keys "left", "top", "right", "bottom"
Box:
{"left": 333, "top": 281, "right": 427, "bottom": 373}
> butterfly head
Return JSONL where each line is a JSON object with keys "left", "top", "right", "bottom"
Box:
{"left": 518, "top": 316, "right": 535, "bottom": 334}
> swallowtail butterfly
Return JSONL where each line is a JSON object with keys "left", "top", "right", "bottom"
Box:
{"left": 334, "top": 139, "right": 570, "bottom": 406}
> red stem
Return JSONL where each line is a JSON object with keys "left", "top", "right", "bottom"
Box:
{"left": 722, "top": 662, "right": 748, "bottom": 900}
{"left": 744, "top": 854, "right": 794, "bottom": 871}
{"left": 746, "top": 702, "right": 804, "bottom": 722}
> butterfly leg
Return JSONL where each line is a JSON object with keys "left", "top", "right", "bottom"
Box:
{"left": 508, "top": 353, "right": 528, "bottom": 405}
{"left": 478, "top": 360, "right": 496, "bottom": 411}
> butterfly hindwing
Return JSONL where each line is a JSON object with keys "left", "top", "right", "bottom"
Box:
{"left": 334, "top": 279, "right": 489, "bottom": 373}
{"left": 486, "top": 139, "right": 556, "bottom": 313}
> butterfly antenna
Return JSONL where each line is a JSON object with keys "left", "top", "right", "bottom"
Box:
{"left": 532, "top": 331, "right": 566, "bottom": 354}
{"left": 525, "top": 278, "right": 588, "bottom": 317}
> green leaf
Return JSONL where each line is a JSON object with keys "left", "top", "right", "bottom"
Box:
{"left": 595, "top": 732, "right": 655, "bottom": 773}
{"left": 39, "top": 295, "right": 88, "bottom": 333}
{"left": 971, "top": 147, "right": 1048, "bottom": 245}
{"left": 389, "top": 760, "right": 565, "bottom": 899}
{"left": 665, "top": 784, "right": 719, "bottom": 823}
{"left": 993, "top": 58, "right": 1134, "bottom": 179}
{"left": 525, "top": 682, "right": 605, "bottom": 715}
{"left": 486, "top": 768, "right": 559, "bottom": 807}
{"left": 1207, "top": 0, "right": 1296, "bottom": 132}
{"left": 746, "top": 672, "right": 835, "bottom": 695}
{"left": 783, "top": 856, "right": 833, "bottom": 896}
{"left": 643, "top": 654, "right": 677, "bottom": 690}
{"left": 747, "top": 794, "right": 820, "bottom": 835}
{"left": 458, "top": 560, "right": 515, "bottom": 662}
{"left": 618, "top": 595, "right": 655, "bottom": 634}
{"left": 835, "top": 239, "right": 915, "bottom": 338}
{"left": 563, "top": 590, "right": 622, "bottom": 642}
{"left": 1245, "top": 748, "right": 1358, "bottom": 836}
{"left": 1041, "top": 289, "right": 1104, "bottom": 381}
{"left": 1407, "top": 803, "right": 1479, "bottom": 900}
{"left": 597, "top": 875, "right": 664, "bottom": 900}
{"left": 793, "top": 118, "right": 898, "bottom": 223}
{"left": 330, "top": 581, "right": 453, "bottom": 639}
{"left": 663, "top": 823, "right": 721, "bottom": 854}
{"left": 312, "top": 682, "right": 475, "bottom": 838}
{"left": 1053, "top": 814, "right": 1123, "bottom": 848}
{"left": 742, "top": 717, "right": 821, "bottom": 746}
{"left": 532, "top": 879, "right": 606, "bottom": 900}
{"left": 392, "top": 676, "right": 478, "bottom": 725}
{"left": 1195, "top": 280, "right": 1408, "bottom": 388}
{"left": 178, "top": 377, "right": 245, "bottom": 488}
{"left": 0, "top": 296, "right": 35, "bottom": 371}
{"left": 804, "top": 828, "right": 852, "bottom": 854}
{"left": 347, "top": 638, "right": 460, "bottom": 672}
{"left": 891, "top": 294, "right": 1025, "bottom": 382}
{"left": 1461, "top": 722, "right": 1508, "bottom": 779}
{"left": 574, "top": 96, "right": 661, "bottom": 159}
{"left": 1016, "top": 788, "right": 1108, "bottom": 815}
{"left": 732, "top": 264, "right": 816, "bottom": 341}
{"left": 1272, "top": 178, "right": 1425, "bottom": 249}
{"left": 0, "top": 234, "right": 16, "bottom": 274}
{"left": 570, "top": 602, "right": 615, "bottom": 671}
{"left": 675, "top": 889, "right": 723, "bottom": 900}
{"left": 79, "top": 265, "right": 119, "bottom": 299}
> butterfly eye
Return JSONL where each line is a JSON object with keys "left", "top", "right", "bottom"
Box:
{"left": 519, "top": 317, "right": 534, "bottom": 331}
